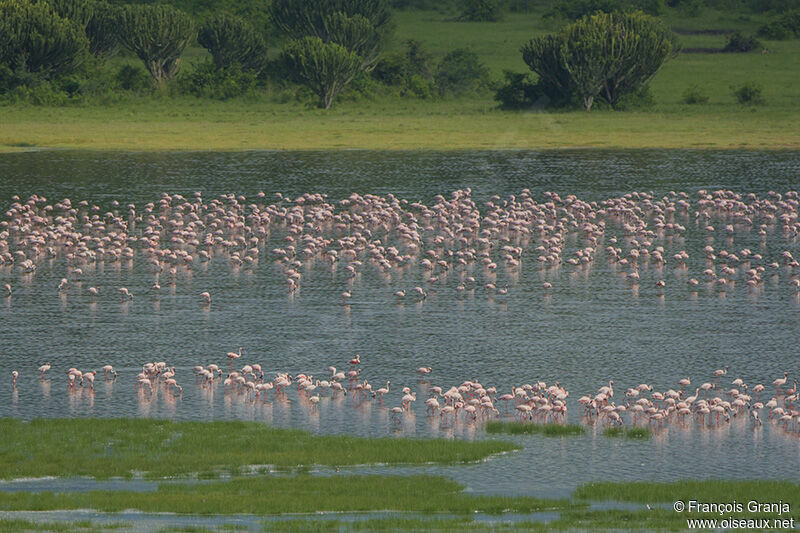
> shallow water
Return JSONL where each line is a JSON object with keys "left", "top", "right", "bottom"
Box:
{"left": 1, "top": 150, "right": 799, "bottom": 499}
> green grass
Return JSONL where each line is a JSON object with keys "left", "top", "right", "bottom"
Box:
{"left": 0, "top": 475, "right": 573, "bottom": 515}
{"left": 0, "top": 519, "right": 131, "bottom": 532}
{"left": 0, "top": 8, "right": 798, "bottom": 151}
{"left": 0, "top": 418, "right": 517, "bottom": 480}
{"left": 602, "top": 426, "right": 652, "bottom": 439}
{"left": 485, "top": 421, "right": 585, "bottom": 436}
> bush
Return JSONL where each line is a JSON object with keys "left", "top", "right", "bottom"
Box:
{"left": 434, "top": 48, "right": 489, "bottom": 95}
{"left": 758, "top": 10, "right": 800, "bottom": 40}
{"left": 544, "top": 0, "right": 664, "bottom": 21}
{"left": 372, "top": 39, "right": 434, "bottom": 97}
{"left": 0, "top": 0, "right": 89, "bottom": 78}
{"left": 458, "top": 0, "right": 502, "bottom": 21}
{"left": 732, "top": 81, "right": 764, "bottom": 105}
{"left": 180, "top": 62, "right": 258, "bottom": 100}
{"left": 198, "top": 13, "right": 268, "bottom": 73}
{"left": 723, "top": 31, "right": 761, "bottom": 52}
{"left": 115, "top": 64, "right": 152, "bottom": 91}
{"left": 682, "top": 84, "right": 709, "bottom": 104}
{"left": 494, "top": 70, "right": 547, "bottom": 109}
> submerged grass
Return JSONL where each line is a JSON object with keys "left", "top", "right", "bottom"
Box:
{"left": 575, "top": 480, "right": 800, "bottom": 519}
{"left": 0, "top": 418, "right": 517, "bottom": 480}
{"left": 0, "top": 475, "right": 573, "bottom": 515}
{"left": 485, "top": 421, "right": 585, "bottom": 436}
{"left": 602, "top": 426, "right": 652, "bottom": 439}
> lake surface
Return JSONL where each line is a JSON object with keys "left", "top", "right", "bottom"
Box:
{"left": 1, "top": 150, "right": 799, "bottom": 499}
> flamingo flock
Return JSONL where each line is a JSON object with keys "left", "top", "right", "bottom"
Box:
{"left": 0, "top": 189, "right": 798, "bottom": 310}
{"left": 10, "top": 355, "right": 799, "bottom": 438}
{"left": 580, "top": 369, "right": 800, "bottom": 435}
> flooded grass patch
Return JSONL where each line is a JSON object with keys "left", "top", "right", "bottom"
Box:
{"left": 575, "top": 480, "right": 800, "bottom": 519}
{"left": 485, "top": 421, "right": 585, "bottom": 437}
{"left": 0, "top": 475, "right": 573, "bottom": 516}
{"left": 0, "top": 419, "right": 517, "bottom": 480}
{"left": 602, "top": 427, "right": 652, "bottom": 439}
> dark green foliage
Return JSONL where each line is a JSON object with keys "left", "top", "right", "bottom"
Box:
{"left": 494, "top": 70, "right": 551, "bottom": 109}
{"left": 758, "top": 10, "right": 800, "bottom": 39}
{"left": 372, "top": 39, "right": 434, "bottom": 96}
{"left": 682, "top": 84, "right": 709, "bottom": 103}
{"left": 35, "top": 0, "right": 94, "bottom": 28}
{"left": 283, "top": 36, "right": 363, "bottom": 108}
{"left": 114, "top": 63, "right": 151, "bottom": 91}
{"left": 485, "top": 421, "right": 586, "bottom": 435}
{"left": 732, "top": 81, "right": 763, "bottom": 104}
{"left": 198, "top": 13, "right": 267, "bottom": 72}
{"left": 0, "top": 0, "right": 89, "bottom": 78}
{"left": 723, "top": 31, "right": 761, "bottom": 51}
{"left": 434, "top": 48, "right": 489, "bottom": 95}
{"left": 86, "top": 2, "right": 122, "bottom": 59}
{"left": 522, "top": 11, "right": 678, "bottom": 110}
{"left": 458, "top": 0, "right": 502, "bottom": 21}
{"left": 117, "top": 4, "right": 194, "bottom": 86}
{"left": 180, "top": 62, "right": 258, "bottom": 100}
{"left": 544, "top": 0, "right": 665, "bottom": 21}
{"left": 270, "top": 0, "right": 393, "bottom": 69}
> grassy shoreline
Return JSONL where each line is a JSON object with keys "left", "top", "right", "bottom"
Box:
{"left": 1, "top": 102, "right": 798, "bottom": 152}
{"left": 0, "top": 418, "right": 517, "bottom": 480}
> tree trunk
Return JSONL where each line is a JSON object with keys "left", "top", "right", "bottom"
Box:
{"left": 584, "top": 95, "right": 593, "bottom": 111}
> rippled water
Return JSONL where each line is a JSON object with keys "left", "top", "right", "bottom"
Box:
{"left": 1, "top": 150, "right": 799, "bottom": 498}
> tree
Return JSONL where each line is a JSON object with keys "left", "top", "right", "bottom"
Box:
{"left": 36, "top": 0, "right": 94, "bottom": 29}
{"left": 595, "top": 12, "right": 678, "bottom": 108}
{"left": 270, "top": 0, "right": 392, "bottom": 69}
{"left": 117, "top": 4, "right": 194, "bottom": 86}
{"left": 0, "top": 0, "right": 89, "bottom": 78}
{"left": 520, "top": 34, "right": 572, "bottom": 98}
{"left": 283, "top": 36, "right": 362, "bottom": 109}
{"left": 520, "top": 11, "right": 678, "bottom": 110}
{"left": 434, "top": 48, "right": 489, "bottom": 95}
{"left": 86, "top": 2, "right": 122, "bottom": 59}
{"left": 198, "top": 13, "right": 268, "bottom": 72}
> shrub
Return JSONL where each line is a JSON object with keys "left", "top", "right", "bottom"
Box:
{"left": 494, "top": 70, "right": 548, "bottom": 109}
{"left": 732, "top": 81, "right": 764, "bottom": 105}
{"left": 0, "top": 0, "right": 89, "bottom": 78}
{"left": 682, "top": 84, "right": 709, "bottom": 104}
{"left": 544, "top": 0, "right": 665, "bottom": 21}
{"left": 372, "top": 39, "right": 434, "bottom": 95}
{"left": 198, "top": 13, "right": 268, "bottom": 73}
{"left": 434, "top": 48, "right": 489, "bottom": 95}
{"left": 723, "top": 31, "right": 761, "bottom": 52}
{"left": 114, "top": 63, "right": 152, "bottom": 91}
{"left": 757, "top": 10, "right": 800, "bottom": 40}
{"left": 458, "top": 0, "right": 502, "bottom": 21}
{"left": 117, "top": 4, "right": 195, "bottom": 86}
{"left": 180, "top": 62, "right": 258, "bottom": 100}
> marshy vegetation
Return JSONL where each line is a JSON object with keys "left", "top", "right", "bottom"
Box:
{"left": 0, "top": 418, "right": 518, "bottom": 479}
{"left": 485, "top": 421, "right": 586, "bottom": 436}
{"left": 601, "top": 426, "right": 652, "bottom": 439}
{"left": 0, "top": 475, "right": 573, "bottom": 515}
